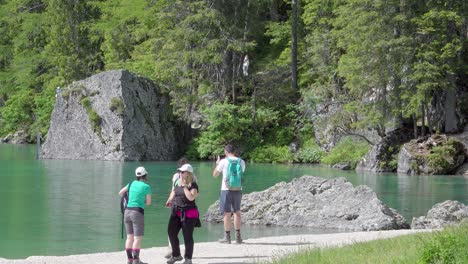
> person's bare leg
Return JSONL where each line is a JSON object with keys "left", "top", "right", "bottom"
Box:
{"left": 218, "top": 212, "right": 232, "bottom": 243}
{"left": 234, "top": 211, "right": 242, "bottom": 243}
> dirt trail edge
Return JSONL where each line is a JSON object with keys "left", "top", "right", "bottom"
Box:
{"left": 1, "top": 229, "right": 432, "bottom": 264}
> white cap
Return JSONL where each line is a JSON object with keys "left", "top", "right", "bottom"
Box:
{"left": 135, "top": 166, "right": 148, "bottom": 176}
{"left": 177, "top": 164, "right": 193, "bottom": 173}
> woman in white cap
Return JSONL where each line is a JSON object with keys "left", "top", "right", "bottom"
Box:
{"left": 165, "top": 164, "right": 199, "bottom": 264}
{"left": 119, "top": 167, "right": 152, "bottom": 264}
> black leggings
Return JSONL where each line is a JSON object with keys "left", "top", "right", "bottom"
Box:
{"left": 167, "top": 214, "right": 197, "bottom": 259}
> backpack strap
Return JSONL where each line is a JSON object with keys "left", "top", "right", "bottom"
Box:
{"left": 127, "top": 181, "right": 133, "bottom": 206}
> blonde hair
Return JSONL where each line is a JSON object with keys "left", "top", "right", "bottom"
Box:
{"left": 186, "top": 172, "right": 194, "bottom": 187}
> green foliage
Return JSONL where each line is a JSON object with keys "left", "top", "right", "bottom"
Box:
{"left": 250, "top": 145, "right": 293, "bottom": 163}
{"left": 294, "top": 147, "right": 324, "bottom": 163}
{"left": 420, "top": 222, "right": 468, "bottom": 263}
{"left": 109, "top": 97, "right": 123, "bottom": 116}
{"left": 321, "top": 137, "right": 370, "bottom": 169}
{"left": 294, "top": 138, "right": 324, "bottom": 163}
{"left": 272, "top": 222, "right": 468, "bottom": 264}
{"left": 80, "top": 97, "right": 102, "bottom": 140}
{"left": 0, "top": 0, "right": 466, "bottom": 161}
{"left": 195, "top": 102, "right": 281, "bottom": 159}
{"left": 0, "top": 89, "right": 33, "bottom": 135}
{"left": 428, "top": 138, "right": 459, "bottom": 174}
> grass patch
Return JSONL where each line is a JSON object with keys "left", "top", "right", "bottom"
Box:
{"left": 80, "top": 97, "right": 104, "bottom": 143}
{"left": 109, "top": 97, "right": 124, "bottom": 116}
{"left": 321, "top": 136, "right": 369, "bottom": 169}
{"left": 250, "top": 145, "right": 294, "bottom": 163}
{"left": 269, "top": 222, "right": 468, "bottom": 264}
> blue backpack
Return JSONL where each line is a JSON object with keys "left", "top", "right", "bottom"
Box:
{"left": 226, "top": 158, "right": 243, "bottom": 190}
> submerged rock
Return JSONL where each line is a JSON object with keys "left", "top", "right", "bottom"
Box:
{"left": 411, "top": 200, "right": 468, "bottom": 229}
{"left": 41, "top": 70, "right": 185, "bottom": 161}
{"left": 203, "top": 176, "right": 409, "bottom": 231}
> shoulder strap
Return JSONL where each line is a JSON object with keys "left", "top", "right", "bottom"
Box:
{"left": 127, "top": 181, "right": 133, "bottom": 201}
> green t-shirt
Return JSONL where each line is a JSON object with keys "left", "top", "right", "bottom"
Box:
{"left": 127, "top": 180, "right": 151, "bottom": 209}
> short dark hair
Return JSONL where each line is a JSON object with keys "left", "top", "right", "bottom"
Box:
{"left": 178, "top": 157, "right": 189, "bottom": 167}
{"left": 224, "top": 144, "right": 235, "bottom": 154}
{"left": 137, "top": 175, "right": 147, "bottom": 181}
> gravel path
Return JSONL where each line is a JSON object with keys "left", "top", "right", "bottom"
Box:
{"left": 0, "top": 229, "right": 432, "bottom": 264}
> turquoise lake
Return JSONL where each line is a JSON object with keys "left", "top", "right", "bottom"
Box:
{"left": 0, "top": 144, "right": 467, "bottom": 259}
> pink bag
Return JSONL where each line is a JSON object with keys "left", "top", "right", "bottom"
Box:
{"left": 176, "top": 208, "right": 199, "bottom": 218}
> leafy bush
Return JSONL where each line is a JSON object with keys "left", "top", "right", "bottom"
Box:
{"left": 321, "top": 137, "right": 370, "bottom": 169}
{"left": 294, "top": 138, "right": 324, "bottom": 163}
{"left": 294, "top": 147, "right": 324, "bottom": 163}
{"left": 420, "top": 221, "right": 468, "bottom": 263}
{"left": 0, "top": 89, "right": 33, "bottom": 136}
{"left": 196, "top": 103, "right": 280, "bottom": 159}
{"left": 250, "top": 145, "right": 294, "bottom": 163}
{"left": 428, "top": 138, "right": 458, "bottom": 173}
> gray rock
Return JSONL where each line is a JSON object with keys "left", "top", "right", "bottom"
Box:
{"left": 356, "top": 128, "right": 414, "bottom": 172}
{"left": 203, "top": 176, "right": 409, "bottom": 231}
{"left": 332, "top": 162, "right": 351, "bottom": 170}
{"left": 397, "top": 134, "right": 466, "bottom": 175}
{"left": 10, "top": 130, "right": 29, "bottom": 144}
{"left": 411, "top": 200, "right": 468, "bottom": 229}
{"left": 455, "top": 163, "right": 468, "bottom": 176}
{"left": 2, "top": 134, "right": 12, "bottom": 143}
{"left": 41, "top": 70, "right": 185, "bottom": 161}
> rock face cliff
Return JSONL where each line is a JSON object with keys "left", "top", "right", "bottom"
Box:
{"left": 41, "top": 70, "right": 185, "bottom": 161}
{"left": 204, "top": 176, "right": 409, "bottom": 231}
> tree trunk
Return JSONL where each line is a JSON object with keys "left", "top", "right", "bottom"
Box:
{"left": 291, "top": 0, "right": 298, "bottom": 92}
{"left": 270, "top": 0, "right": 279, "bottom": 21}
{"left": 444, "top": 76, "right": 458, "bottom": 133}
{"left": 413, "top": 114, "right": 418, "bottom": 138}
{"left": 421, "top": 103, "right": 426, "bottom": 137}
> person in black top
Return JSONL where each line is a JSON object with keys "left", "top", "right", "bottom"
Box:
{"left": 165, "top": 164, "right": 199, "bottom": 264}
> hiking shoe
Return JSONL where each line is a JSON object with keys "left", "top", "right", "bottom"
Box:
{"left": 132, "top": 259, "right": 147, "bottom": 264}
{"left": 218, "top": 236, "right": 231, "bottom": 244}
{"left": 235, "top": 234, "right": 243, "bottom": 244}
{"left": 218, "top": 233, "right": 231, "bottom": 244}
{"left": 166, "top": 255, "right": 183, "bottom": 264}
{"left": 164, "top": 252, "right": 172, "bottom": 259}
{"left": 183, "top": 259, "right": 192, "bottom": 264}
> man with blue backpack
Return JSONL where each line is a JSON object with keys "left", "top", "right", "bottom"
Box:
{"left": 213, "top": 144, "right": 246, "bottom": 244}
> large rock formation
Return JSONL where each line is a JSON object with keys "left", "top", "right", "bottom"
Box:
{"left": 411, "top": 200, "right": 468, "bottom": 229}
{"left": 41, "top": 70, "right": 185, "bottom": 161}
{"left": 451, "top": 125, "right": 468, "bottom": 175}
{"left": 356, "top": 127, "right": 414, "bottom": 172}
{"left": 203, "top": 176, "right": 409, "bottom": 231}
{"left": 397, "top": 134, "right": 466, "bottom": 175}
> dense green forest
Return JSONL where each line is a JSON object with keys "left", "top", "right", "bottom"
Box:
{"left": 0, "top": 0, "right": 466, "bottom": 163}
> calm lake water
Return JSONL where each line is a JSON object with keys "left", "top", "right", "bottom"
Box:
{"left": 1, "top": 144, "right": 467, "bottom": 259}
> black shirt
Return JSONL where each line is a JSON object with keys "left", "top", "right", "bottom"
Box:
{"left": 173, "top": 182, "right": 199, "bottom": 209}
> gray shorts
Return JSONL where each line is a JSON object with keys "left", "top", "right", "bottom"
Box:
{"left": 124, "top": 209, "right": 145, "bottom": 236}
{"left": 219, "top": 190, "right": 242, "bottom": 213}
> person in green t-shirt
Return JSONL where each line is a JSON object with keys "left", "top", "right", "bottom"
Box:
{"left": 119, "top": 167, "right": 152, "bottom": 264}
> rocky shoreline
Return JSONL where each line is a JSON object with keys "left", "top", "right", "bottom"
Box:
{"left": 204, "top": 176, "right": 468, "bottom": 231}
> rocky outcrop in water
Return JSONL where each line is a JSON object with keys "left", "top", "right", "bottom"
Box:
{"left": 397, "top": 134, "right": 466, "bottom": 175}
{"left": 411, "top": 200, "right": 468, "bottom": 229}
{"left": 356, "top": 127, "right": 414, "bottom": 172}
{"left": 1, "top": 130, "right": 29, "bottom": 144}
{"left": 41, "top": 70, "right": 185, "bottom": 161}
{"left": 203, "top": 176, "right": 409, "bottom": 231}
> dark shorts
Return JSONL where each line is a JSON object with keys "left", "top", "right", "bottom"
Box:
{"left": 219, "top": 190, "right": 242, "bottom": 213}
{"left": 124, "top": 209, "right": 144, "bottom": 236}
